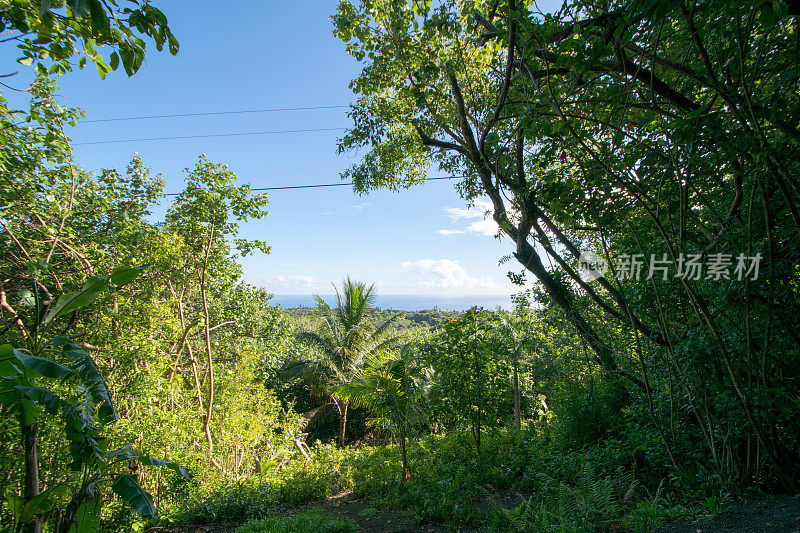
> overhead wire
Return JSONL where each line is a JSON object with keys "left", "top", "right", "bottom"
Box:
{"left": 163, "top": 176, "right": 467, "bottom": 196}
{"left": 73, "top": 127, "right": 347, "bottom": 145}
{"left": 80, "top": 104, "right": 350, "bottom": 123}
{"left": 69, "top": 105, "right": 470, "bottom": 195}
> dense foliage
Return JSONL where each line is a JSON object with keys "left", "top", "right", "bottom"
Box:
{"left": 2, "top": 0, "right": 799, "bottom": 531}
{"left": 334, "top": 0, "right": 800, "bottom": 494}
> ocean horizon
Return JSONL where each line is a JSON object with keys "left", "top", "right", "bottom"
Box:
{"left": 271, "top": 294, "right": 512, "bottom": 312}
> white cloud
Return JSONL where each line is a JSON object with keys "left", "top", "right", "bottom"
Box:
{"left": 260, "top": 275, "right": 321, "bottom": 293}
{"left": 400, "top": 259, "right": 499, "bottom": 289}
{"left": 442, "top": 200, "right": 499, "bottom": 237}
{"left": 437, "top": 229, "right": 465, "bottom": 236}
{"left": 321, "top": 211, "right": 335, "bottom": 215}
{"left": 349, "top": 202, "right": 371, "bottom": 212}
{"left": 443, "top": 200, "right": 493, "bottom": 221}
{"left": 466, "top": 218, "right": 498, "bottom": 237}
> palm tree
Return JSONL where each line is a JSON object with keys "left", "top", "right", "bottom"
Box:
{"left": 282, "top": 277, "right": 402, "bottom": 446}
{"left": 336, "top": 350, "right": 423, "bottom": 481}
{"left": 499, "top": 313, "right": 525, "bottom": 432}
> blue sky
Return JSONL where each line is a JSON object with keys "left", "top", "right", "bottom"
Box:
{"left": 3, "top": 1, "right": 559, "bottom": 296}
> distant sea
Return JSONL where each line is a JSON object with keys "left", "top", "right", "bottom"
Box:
{"left": 271, "top": 294, "right": 511, "bottom": 312}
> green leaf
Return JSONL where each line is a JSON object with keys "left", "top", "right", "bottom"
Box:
{"left": 21, "top": 484, "right": 71, "bottom": 523}
{"left": 71, "top": 493, "right": 102, "bottom": 533}
{"left": 16, "top": 385, "right": 106, "bottom": 468}
{"left": 87, "top": 0, "right": 110, "bottom": 35}
{"left": 96, "top": 61, "right": 108, "bottom": 79}
{"left": 43, "top": 276, "right": 109, "bottom": 326}
{"left": 759, "top": 3, "right": 776, "bottom": 26}
{"left": 15, "top": 352, "right": 75, "bottom": 381}
{"left": 0, "top": 359, "right": 21, "bottom": 379}
{"left": 135, "top": 454, "right": 192, "bottom": 480}
{"left": 43, "top": 267, "right": 143, "bottom": 327}
{"left": 106, "top": 446, "right": 192, "bottom": 480}
{"left": 167, "top": 32, "right": 179, "bottom": 55}
{"left": 18, "top": 289, "right": 35, "bottom": 307}
{"left": 4, "top": 490, "right": 23, "bottom": 526}
{"left": 109, "top": 265, "right": 144, "bottom": 286}
{"left": 55, "top": 337, "right": 117, "bottom": 424}
{"left": 19, "top": 394, "right": 43, "bottom": 426}
{"left": 67, "top": 0, "right": 90, "bottom": 18}
{"left": 0, "top": 345, "right": 22, "bottom": 378}
{"left": 112, "top": 475, "right": 156, "bottom": 519}
{"left": 16, "top": 385, "right": 66, "bottom": 416}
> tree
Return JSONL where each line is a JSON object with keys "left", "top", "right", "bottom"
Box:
{"left": 336, "top": 350, "right": 422, "bottom": 481}
{"left": 0, "top": 2, "right": 181, "bottom": 524}
{"left": 284, "top": 278, "right": 402, "bottom": 446}
{"left": 1, "top": 146, "right": 286, "bottom": 522}
{"left": 1, "top": 0, "right": 178, "bottom": 79}
{"left": 420, "top": 308, "right": 512, "bottom": 455}
{"left": 0, "top": 268, "right": 189, "bottom": 533}
{"left": 333, "top": 0, "right": 800, "bottom": 490}
{"left": 163, "top": 155, "right": 270, "bottom": 468}
{"left": 1, "top": 1, "right": 179, "bottom": 199}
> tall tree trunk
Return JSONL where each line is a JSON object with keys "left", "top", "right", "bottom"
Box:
{"left": 199, "top": 225, "right": 222, "bottom": 470}
{"left": 187, "top": 343, "right": 204, "bottom": 414}
{"left": 513, "top": 362, "right": 521, "bottom": 432}
{"left": 337, "top": 399, "right": 349, "bottom": 447}
{"left": 476, "top": 410, "right": 481, "bottom": 455}
{"left": 22, "top": 419, "right": 41, "bottom": 533}
{"left": 174, "top": 295, "right": 204, "bottom": 413}
{"left": 399, "top": 424, "right": 410, "bottom": 482}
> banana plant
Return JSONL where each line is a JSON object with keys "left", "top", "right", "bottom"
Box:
{"left": 0, "top": 266, "right": 190, "bottom": 532}
{"left": 335, "top": 350, "right": 424, "bottom": 482}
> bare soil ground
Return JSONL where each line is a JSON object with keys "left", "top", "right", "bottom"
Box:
{"left": 166, "top": 491, "right": 453, "bottom": 533}
{"left": 658, "top": 495, "right": 800, "bottom": 533}
{"left": 168, "top": 493, "right": 800, "bottom": 532}
{"left": 316, "top": 491, "right": 452, "bottom": 533}
{"left": 168, "top": 521, "right": 241, "bottom": 533}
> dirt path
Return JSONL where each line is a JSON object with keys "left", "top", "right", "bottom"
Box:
{"left": 166, "top": 492, "right": 455, "bottom": 533}
{"left": 316, "top": 491, "right": 452, "bottom": 533}
{"left": 169, "top": 493, "right": 800, "bottom": 532}
{"left": 658, "top": 495, "right": 800, "bottom": 533}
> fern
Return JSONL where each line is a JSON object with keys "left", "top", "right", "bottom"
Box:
{"left": 534, "top": 464, "right": 639, "bottom": 531}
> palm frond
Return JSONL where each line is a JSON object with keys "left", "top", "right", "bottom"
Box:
{"left": 278, "top": 359, "right": 332, "bottom": 383}
{"left": 362, "top": 335, "right": 403, "bottom": 357}
{"left": 295, "top": 278, "right": 413, "bottom": 416}
{"left": 295, "top": 331, "right": 338, "bottom": 360}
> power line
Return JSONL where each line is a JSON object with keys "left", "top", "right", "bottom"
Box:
{"left": 80, "top": 105, "right": 350, "bottom": 124}
{"left": 164, "top": 176, "right": 466, "bottom": 196}
{"left": 73, "top": 127, "right": 346, "bottom": 146}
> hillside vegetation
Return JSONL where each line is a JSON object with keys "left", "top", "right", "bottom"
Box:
{"left": 1, "top": 0, "right": 799, "bottom": 532}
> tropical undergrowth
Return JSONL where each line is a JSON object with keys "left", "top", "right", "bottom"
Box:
{"left": 156, "top": 424, "right": 712, "bottom": 532}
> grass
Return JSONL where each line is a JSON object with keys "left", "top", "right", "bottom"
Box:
{"left": 233, "top": 508, "right": 356, "bottom": 533}
{"left": 357, "top": 506, "right": 377, "bottom": 518}
{"left": 155, "top": 429, "right": 690, "bottom": 531}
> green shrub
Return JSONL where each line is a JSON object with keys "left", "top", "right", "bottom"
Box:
{"left": 550, "top": 379, "right": 630, "bottom": 451}
{"left": 161, "top": 429, "right": 692, "bottom": 531}
{"left": 489, "top": 462, "right": 639, "bottom": 532}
